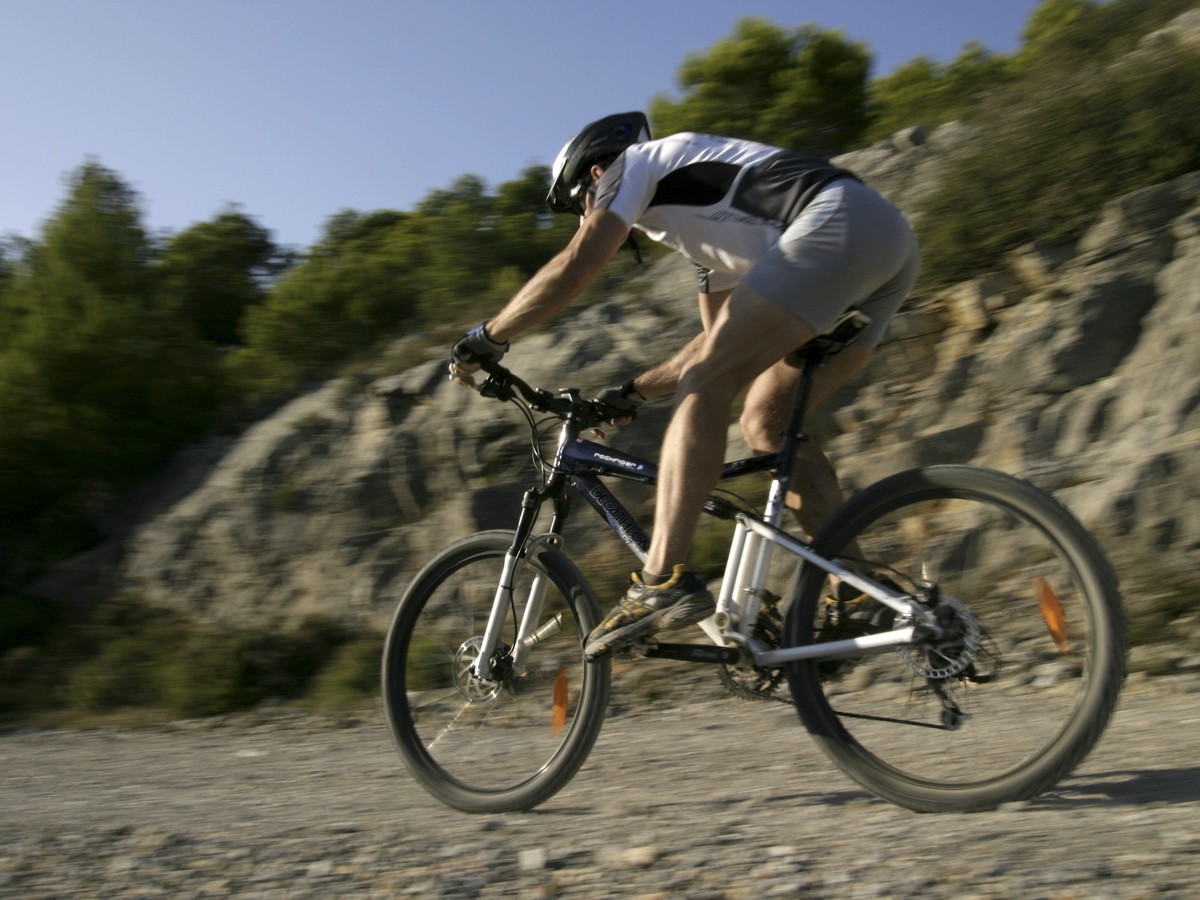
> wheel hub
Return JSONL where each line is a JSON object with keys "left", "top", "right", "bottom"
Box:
{"left": 453, "top": 636, "right": 506, "bottom": 703}
{"left": 900, "top": 595, "right": 982, "bottom": 680}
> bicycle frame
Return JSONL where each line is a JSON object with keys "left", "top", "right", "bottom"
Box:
{"left": 472, "top": 349, "right": 936, "bottom": 681}
{"left": 560, "top": 439, "right": 919, "bottom": 666}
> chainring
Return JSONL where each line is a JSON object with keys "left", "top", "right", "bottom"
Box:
{"left": 718, "top": 599, "right": 786, "bottom": 702}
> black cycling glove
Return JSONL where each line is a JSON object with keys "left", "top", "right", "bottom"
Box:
{"left": 451, "top": 324, "right": 509, "bottom": 365}
{"left": 594, "top": 379, "right": 647, "bottom": 423}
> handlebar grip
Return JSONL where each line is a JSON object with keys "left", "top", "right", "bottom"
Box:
{"left": 473, "top": 363, "right": 608, "bottom": 424}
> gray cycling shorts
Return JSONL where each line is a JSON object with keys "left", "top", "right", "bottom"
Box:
{"left": 741, "top": 177, "right": 920, "bottom": 347}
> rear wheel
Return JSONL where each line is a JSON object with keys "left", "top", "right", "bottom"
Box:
{"left": 382, "top": 531, "right": 610, "bottom": 813}
{"left": 786, "top": 465, "right": 1127, "bottom": 812}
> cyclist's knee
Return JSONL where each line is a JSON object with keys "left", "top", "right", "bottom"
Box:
{"left": 739, "top": 407, "right": 779, "bottom": 454}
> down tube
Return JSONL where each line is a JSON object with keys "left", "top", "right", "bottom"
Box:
{"left": 571, "top": 475, "right": 651, "bottom": 564}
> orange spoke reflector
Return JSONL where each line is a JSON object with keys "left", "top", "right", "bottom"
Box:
{"left": 1035, "top": 575, "right": 1070, "bottom": 654}
{"left": 551, "top": 665, "right": 568, "bottom": 734}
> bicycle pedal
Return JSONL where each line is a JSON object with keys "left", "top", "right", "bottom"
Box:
{"left": 611, "top": 638, "right": 657, "bottom": 660}
{"left": 632, "top": 637, "right": 659, "bottom": 657}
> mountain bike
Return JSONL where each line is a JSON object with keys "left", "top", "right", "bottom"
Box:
{"left": 381, "top": 313, "right": 1127, "bottom": 814}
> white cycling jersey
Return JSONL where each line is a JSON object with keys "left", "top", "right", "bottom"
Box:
{"left": 593, "top": 132, "right": 856, "bottom": 293}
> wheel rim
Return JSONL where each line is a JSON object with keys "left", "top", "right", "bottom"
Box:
{"left": 398, "top": 550, "right": 592, "bottom": 795}
{"left": 794, "top": 485, "right": 1111, "bottom": 793}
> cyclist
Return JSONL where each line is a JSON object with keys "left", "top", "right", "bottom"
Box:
{"left": 449, "top": 111, "right": 920, "bottom": 660}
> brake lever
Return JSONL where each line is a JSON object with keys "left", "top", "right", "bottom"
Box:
{"left": 478, "top": 369, "right": 513, "bottom": 402}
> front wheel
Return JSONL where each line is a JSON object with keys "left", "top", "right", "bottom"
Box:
{"left": 785, "top": 465, "right": 1127, "bottom": 813}
{"left": 382, "top": 531, "right": 611, "bottom": 813}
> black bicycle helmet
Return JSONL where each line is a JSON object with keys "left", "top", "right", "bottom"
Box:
{"left": 546, "top": 111, "right": 651, "bottom": 215}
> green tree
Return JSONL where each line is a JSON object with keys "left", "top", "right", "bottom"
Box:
{"left": 228, "top": 208, "right": 424, "bottom": 399}
{"left": 1015, "top": 0, "right": 1196, "bottom": 73}
{"left": 917, "top": 43, "right": 1200, "bottom": 285}
{"left": 866, "top": 42, "right": 1014, "bottom": 142}
{"left": 1019, "top": 0, "right": 1093, "bottom": 54}
{"left": 492, "top": 165, "right": 576, "bottom": 277}
{"left": 156, "top": 209, "right": 289, "bottom": 345}
{"left": 412, "top": 175, "right": 505, "bottom": 318}
{"left": 650, "top": 18, "right": 871, "bottom": 156}
{"left": 0, "top": 239, "right": 13, "bottom": 298}
{"left": 0, "top": 163, "right": 219, "bottom": 565}
{"left": 0, "top": 239, "right": 21, "bottom": 352}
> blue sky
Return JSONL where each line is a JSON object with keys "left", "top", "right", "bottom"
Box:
{"left": 2, "top": 0, "right": 1040, "bottom": 251}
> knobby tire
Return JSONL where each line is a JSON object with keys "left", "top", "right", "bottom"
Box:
{"left": 785, "top": 465, "right": 1127, "bottom": 813}
{"left": 382, "top": 531, "right": 611, "bottom": 813}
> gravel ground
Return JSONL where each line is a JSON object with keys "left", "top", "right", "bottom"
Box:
{"left": 1, "top": 671, "right": 1197, "bottom": 898}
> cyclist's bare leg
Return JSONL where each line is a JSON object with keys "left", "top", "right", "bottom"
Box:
{"left": 644, "top": 285, "right": 816, "bottom": 577}
{"left": 740, "top": 345, "right": 873, "bottom": 544}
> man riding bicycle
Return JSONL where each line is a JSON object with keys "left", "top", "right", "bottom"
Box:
{"left": 449, "top": 111, "right": 919, "bottom": 660}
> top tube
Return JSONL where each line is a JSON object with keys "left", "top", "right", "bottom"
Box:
{"left": 563, "top": 437, "right": 777, "bottom": 485}
{"left": 563, "top": 439, "right": 655, "bottom": 482}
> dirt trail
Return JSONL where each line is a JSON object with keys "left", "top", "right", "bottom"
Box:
{"left": 1, "top": 674, "right": 1197, "bottom": 897}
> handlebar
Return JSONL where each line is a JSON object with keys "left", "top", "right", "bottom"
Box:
{"left": 475, "top": 360, "right": 610, "bottom": 429}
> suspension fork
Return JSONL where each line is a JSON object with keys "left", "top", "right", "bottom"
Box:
{"left": 509, "top": 489, "right": 572, "bottom": 675}
{"left": 472, "top": 483, "right": 570, "bottom": 681}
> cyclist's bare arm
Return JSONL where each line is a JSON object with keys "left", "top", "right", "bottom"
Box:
{"left": 485, "top": 210, "right": 629, "bottom": 342}
{"left": 624, "top": 289, "right": 734, "bottom": 401}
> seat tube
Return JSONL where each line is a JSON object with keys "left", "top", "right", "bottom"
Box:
{"left": 713, "top": 520, "right": 747, "bottom": 628}
{"left": 732, "top": 524, "right": 764, "bottom": 626}
{"left": 765, "top": 353, "right": 817, "bottom": 529}
{"left": 740, "top": 354, "right": 818, "bottom": 627}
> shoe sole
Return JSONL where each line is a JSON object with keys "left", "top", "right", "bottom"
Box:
{"left": 584, "top": 610, "right": 665, "bottom": 660}
{"left": 584, "top": 593, "right": 715, "bottom": 660}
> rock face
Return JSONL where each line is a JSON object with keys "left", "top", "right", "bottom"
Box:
{"left": 114, "top": 129, "right": 1200, "bottom": 636}
{"left": 119, "top": 259, "right": 702, "bottom": 630}
{"left": 828, "top": 169, "right": 1200, "bottom": 561}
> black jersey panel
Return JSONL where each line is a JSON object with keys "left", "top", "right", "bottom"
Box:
{"left": 647, "top": 162, "right": 741, "bottom": 208}
{"left": 733, "top": 151, "right": 858, "bottom": 223}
